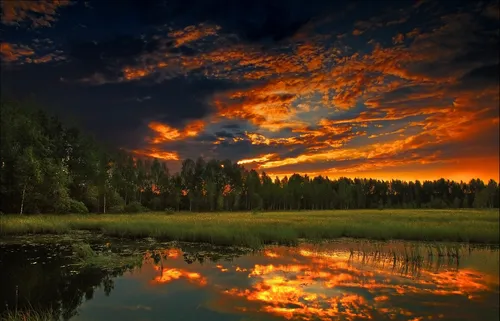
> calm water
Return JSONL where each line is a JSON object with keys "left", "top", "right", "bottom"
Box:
{"left": 0, "top": 239, "right": 498, "bottom": 321}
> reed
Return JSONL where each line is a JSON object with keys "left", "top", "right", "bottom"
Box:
{"left": 1, "top": 209, "right": 498, "bottom": 248}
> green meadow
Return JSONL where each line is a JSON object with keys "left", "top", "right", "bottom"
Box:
{"left": 1, "top": 209, "right": 498, "bottom": 248}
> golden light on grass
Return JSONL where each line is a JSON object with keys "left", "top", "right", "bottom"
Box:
{"left": 1, "top": 210, "right": 499, "bottom": 249}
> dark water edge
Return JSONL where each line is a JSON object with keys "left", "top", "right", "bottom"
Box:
{"left": 0, "top": 234, "right": 499, "bottom": 321}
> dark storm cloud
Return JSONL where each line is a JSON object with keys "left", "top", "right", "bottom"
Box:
{"left": 407, "top": 10, "right": 499, "bottom": 80}
{"left": 193, "top": 133, "right": 218, "bottom": 142}
{"left": 210, "top": 140, "right": 269, "bottom": 162}
{"left": 207, "top": 138, "right": 310, "bottom": 166}
{"left": 67, "top": 35, "right": 160, "bottom": 79}
{"left": 370, "top": 85, "right": 434, "bottom": 102}
{"left": 0, "top": 61, "right": 252, "bottom": 148}
{"left": 279, "top": 146, "right": 310, "bottom": 159}
{"left": 167, "top": 45, "right": 198, "bottom": 56}
{"left": 453, "top": 64, "right": 500, "bottom": 91}
{"left": 123, "top": 0, "right": 341, "bottom": 44}
{"left": 214, "top": 131, "right": 235, "bottom": 139}
{"left": 69, "top": 35, "right": 159, "bottom": 62}
{"left": 221, "top": 124, "right": 242, "bottom": 130}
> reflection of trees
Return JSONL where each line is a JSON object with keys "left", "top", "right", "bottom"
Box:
{"left": 344, "top": 243, "right": 482, "bottom": 278}
{"left": 0, "top": 241, "right": 249, "bottom": 320}
{"left": 0, "top": 244, "right": 140, "bottom": 320}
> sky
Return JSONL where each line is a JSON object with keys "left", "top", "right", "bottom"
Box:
{"left": 1, "top": 0, "right": 499, "bottom": 182}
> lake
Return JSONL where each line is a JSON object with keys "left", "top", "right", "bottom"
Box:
{"left": 0, "top": 238, "right": 498, "bottom": 321}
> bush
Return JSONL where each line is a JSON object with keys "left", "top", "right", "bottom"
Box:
{"left": 69, "top": 199, "right": 89, "bottom": 214}
{"left": 72, "top": 243, "right": 95, "bottom": 259}
{"left": 107, "top": 190, "right": 125, "bottom": 208}
{"left": 53, "top": 196, "right": 71, "bottom": 214}
{"left": 108, "top": 205, "right": 125, "bottom": 214}
{"left": 165, "top": 207, "right": 175, "bottom": 215}
{"left": 124, "top": 201, "right": 145, "bottom": 213}
{"left": 149, "top": 197, "right": 162, "bottom": 211}
{"left": 82, "top": 185, "right": 99, "bottom": 212}
{"left": 430, "top": 197, "right": 447, "bottom": 209}
{"left": 251, "top": 193, "right": 263, "bottom": 212}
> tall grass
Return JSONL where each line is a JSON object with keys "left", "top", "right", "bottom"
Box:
{"left": 71, "top": 243, "right": 144, "bottom": 271}
{"left": 1, "top": 309, "right": 55, "bottom": 321}
{"left": 0, "top": 209, "right": 498, "bottom": 248}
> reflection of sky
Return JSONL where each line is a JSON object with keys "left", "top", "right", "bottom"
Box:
{"left": 72, "top": 244, "right": 499, "bottom": 321}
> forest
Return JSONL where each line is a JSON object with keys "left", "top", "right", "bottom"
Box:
{"left": 1, "top": 99, "right": 499, "bottom": 215}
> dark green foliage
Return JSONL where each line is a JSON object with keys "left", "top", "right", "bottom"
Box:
{"left": 106, "top": 190, "right": 125, "bottom": 208}
{"left": 108, "top": 205, "right": 125, "bottom": 214}
{"left": 148, "top": 197, "right": 163, "bottom": 211}
{"left": 1, "top": 99, "right": 499, "bottom": 214}
{"left": 165, "top": 207, "right": 175, "bottom": 214}
{"left": 82, "top": 185, "right": 99, "bottom": 212}
{"left": 124, "top": 201, "right": 145, "bottom": 213}
{"left": 69, "top": 199, "right": 89, "bottom": 214}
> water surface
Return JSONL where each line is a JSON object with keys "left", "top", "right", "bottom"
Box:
{"left": 1, "top": 239, "right": 498, "bottom": 321}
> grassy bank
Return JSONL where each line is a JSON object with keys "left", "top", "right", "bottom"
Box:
{"left": 1, "top": 309, "right": 55, "bottom": 321}
{"left": 1, "top": 210, "right": 498, "bottom": 247}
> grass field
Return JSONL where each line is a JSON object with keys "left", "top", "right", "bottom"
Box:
{"left": 0, "top": 209, "right": 498, "bottom": 247}
{"left": 1, "top": 310, "right": 54, "bottom": 321}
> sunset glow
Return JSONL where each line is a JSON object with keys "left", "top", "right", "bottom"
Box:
{"left": 1, "top": 2, "right": 499, "bottom": 320}
{"left": 137, "top": 244, "right": 498, "bottom": 321}
{"left": 204, "top": 245, "right": 498, "bottom": 321}
{"left": 1, "top": 0, "right": 498, "bottom": 181}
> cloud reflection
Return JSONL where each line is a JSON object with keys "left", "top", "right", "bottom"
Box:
{"left": 138, "top": 244, "right": 498, "bottom": 321}
{"left": 209, "top": 245, "right": 499, "bottom": 321}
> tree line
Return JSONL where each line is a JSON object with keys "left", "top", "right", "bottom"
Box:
{"left": 1, "top": 100, "right": 499, "bottom": 214}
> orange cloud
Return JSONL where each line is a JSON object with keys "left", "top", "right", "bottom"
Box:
{"left": 252, "top": 131, "right": 446, "bottom": 171}
{"left": 131, "top": 148, "right": 179, "bottom": 161}
{"left": 30, "top": 54, "right": 53, "bottom": 63}
{"left": 392, "top": 33, "right": 405, "bottom": 44}
{"left": 123, "top": 5, "right": 497, "bottom": 181}
{"left": 1, "top": 0, "right": 73, "bottom": 27}
{"left": 243, "top": 132, "right": 298, "bottom": 146}
{"left": 123, "top": 67, "right": 149, "bottom": 81}
{"left": 1, "top": 42, "right": 64, "bottom": 64}
{"left": 214, "top": 89, "right": 307, "bottom": 132}
{"left": 168, "top": 24, "right": 221, "bottom": 47}
{"left": 237, "top": 153, "right": 278, "bottom": 165}
{"left": 147, "top": 120, "right": 205, "bottom": 144}
{"left": 0, "top": 42, "right": 34, "bottom": 62}
{"left": 368, "top": 128, "right": 406, "bottom": 139}
{"left": 352, "top": 28, "right": 364, "bottom": 36}
{"left": 132, "top": 120, "right": 206, "bottom": 161}
{"left": 234, "top": 13, "right": 497, "bottom": 178}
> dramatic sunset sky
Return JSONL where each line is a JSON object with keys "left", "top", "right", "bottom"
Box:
{"left": 1, "top": 0, "right": 499, "bottom": 182}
